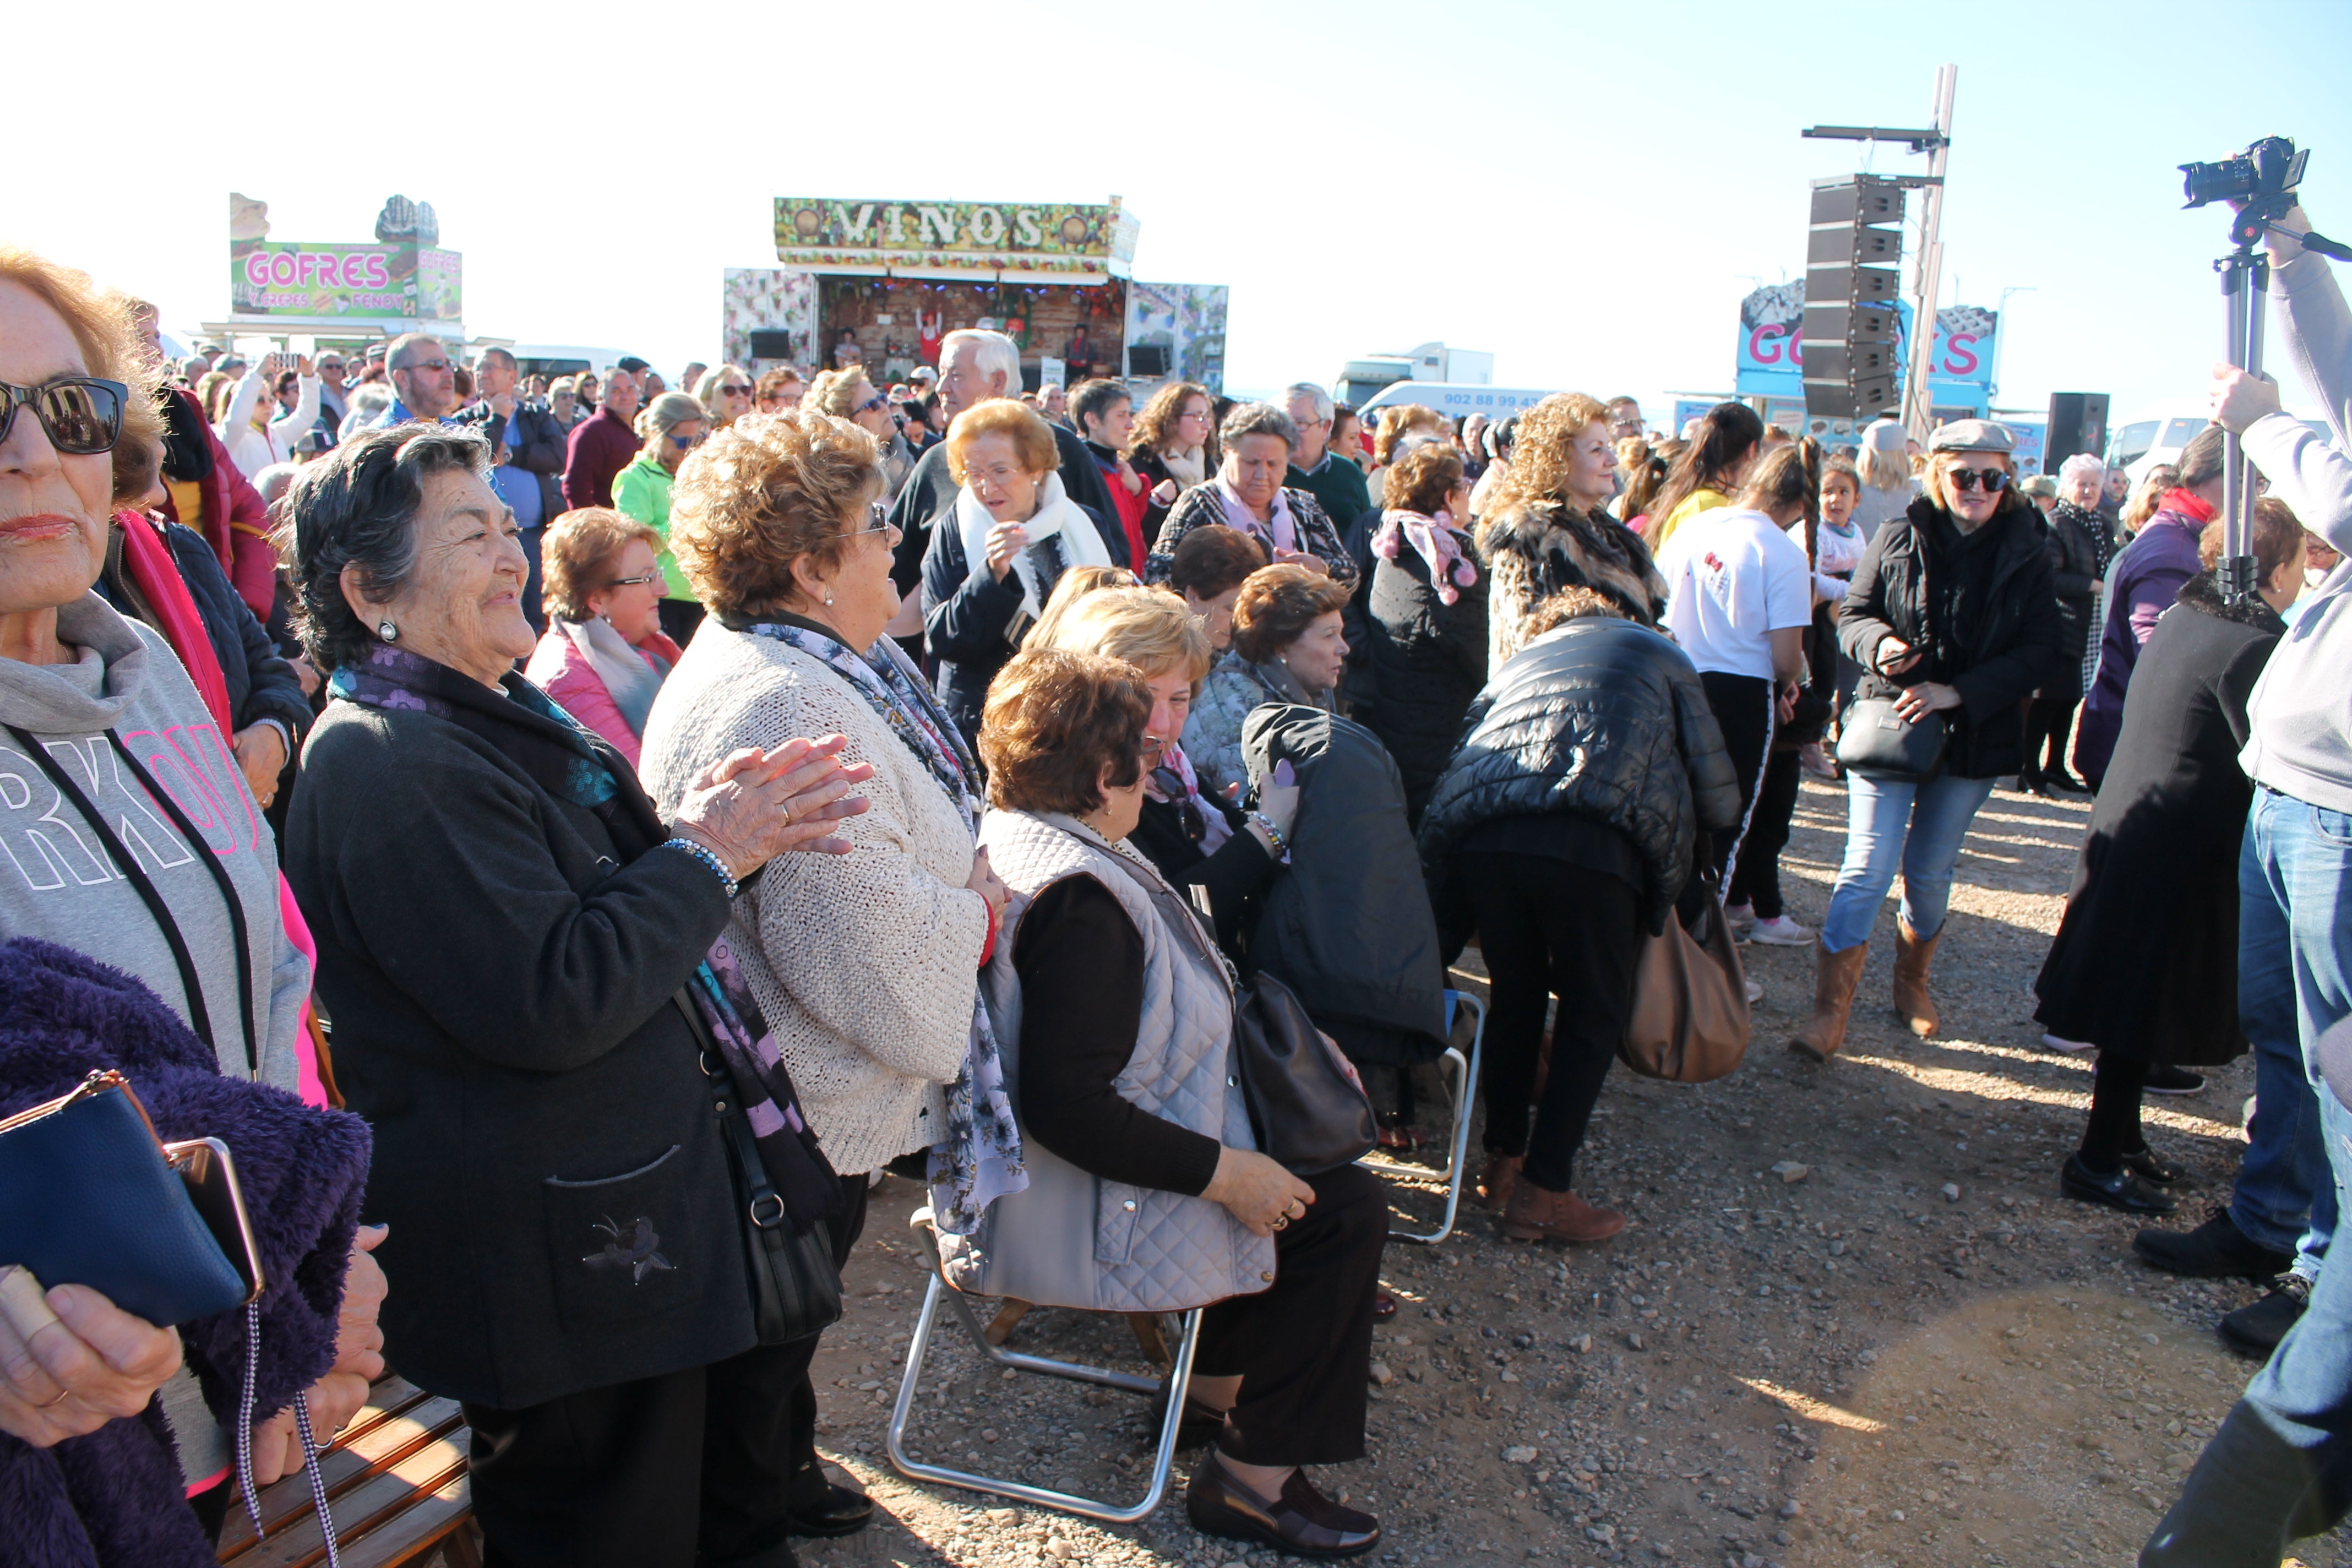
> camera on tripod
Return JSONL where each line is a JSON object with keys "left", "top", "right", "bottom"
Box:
{"left": 2181, "top": 136, "right": 2309, "bottom": 209}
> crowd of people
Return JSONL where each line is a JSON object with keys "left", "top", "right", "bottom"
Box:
{"left": 9, "top": 196, "right": 2352, "bottom": 1567}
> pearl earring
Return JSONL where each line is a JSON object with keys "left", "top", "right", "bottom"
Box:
{"left": 377, "top": 619, "right": 399, "bottom": 641}
{"left": 824, "top": 595, "right": 835, "bottom": 605}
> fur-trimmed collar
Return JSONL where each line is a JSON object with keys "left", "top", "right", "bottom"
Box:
{"left": 1477, "top": 497, "right": 1667, "bottom": 624}
{"left": 2177, "top": 568, "right": 2290, "bottom": 631}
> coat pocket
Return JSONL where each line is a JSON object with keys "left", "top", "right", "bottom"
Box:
{"left": 1095, "top": 1179, "right": 1145, "bottom": 1266}
{"left": 542, "top": 1144, "right": 694, "bottom": 1331}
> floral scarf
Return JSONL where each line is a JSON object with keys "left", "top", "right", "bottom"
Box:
{"left": 740, "top": 620, "right": 1025, "bottom": 1234}
{"left": 328, "top": 644, "right": 843, "bottom": 1231}
{"left": 1374, "top": 508, "right": 1479, "bottom": 606}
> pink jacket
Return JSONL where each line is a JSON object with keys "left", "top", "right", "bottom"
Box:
{"left": 524, "top": 625, "right": 683, "bottom": 767}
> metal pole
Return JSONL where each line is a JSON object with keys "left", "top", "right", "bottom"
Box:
{"left": 1902, "top": 64, "right": 1957, "bottom": 440}
{"left": 2218, "top": 252, "right": 2270, "bottom": 599}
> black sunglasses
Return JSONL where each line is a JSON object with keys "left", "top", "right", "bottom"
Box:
{"left": 0, "top": 377, "right": 128, "bottom": 455}
{"left": 1947, "top": 466, "right": 2011, "bottom": 493}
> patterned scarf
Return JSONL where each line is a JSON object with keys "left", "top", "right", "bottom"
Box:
{"left": 1375, "top": 508, "right": 1480, "bottom": 606}
{"left": 1212, "top": 475, "right": 1297, "bottom": 556}
{"left": 739, "top": 621, "right": 1025, "bottom": 1234}
{"left": 327, "top": 644, "right": 843, "bottom": 1230}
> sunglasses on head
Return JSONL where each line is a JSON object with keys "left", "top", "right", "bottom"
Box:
{"left": 0, "top": 377, "right": 128, "bottom": 455}
{"left": 1946, "top": 466, "right": 2011, "bottom": 493}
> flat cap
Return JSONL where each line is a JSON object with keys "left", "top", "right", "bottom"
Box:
{"left": 1928, "top": 418, "right": 2015, "bottom": 455}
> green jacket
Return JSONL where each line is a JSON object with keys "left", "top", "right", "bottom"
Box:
{"left": 611, "top": 455, "right": 690, "bottom": 599}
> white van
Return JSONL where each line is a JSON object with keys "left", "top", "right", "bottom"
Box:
{"left": 503, "top": 344, "right": 633, "bottom": 384}
{"left": 2108, "top": 400, "right": 2332, "bottom": 489}
{"left": 1355, "top": 382, "right": 1556, "bottom": 422}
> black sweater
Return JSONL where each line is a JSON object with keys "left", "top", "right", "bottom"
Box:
{"left": 1125, "top": 786, "right": 1275, "bottom": 960}
{"left": 1013, "top": 876, "right": 1221, "bottom": 1197}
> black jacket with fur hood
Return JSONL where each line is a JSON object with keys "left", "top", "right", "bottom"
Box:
{"left": 1476, "top": 498, "right": 1668, "bottom": 676}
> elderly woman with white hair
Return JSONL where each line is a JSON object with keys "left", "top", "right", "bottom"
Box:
{"left": 1147, "top": 403, "right": 1359, "bottom": 589}
{"left": 1850, "top": 417, "right": 1919, "bottom": 539}
{"left": 2023, "top": 453, "right": 2115, "bottom": 794}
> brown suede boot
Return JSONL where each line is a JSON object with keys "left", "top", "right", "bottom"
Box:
{"left": 1500, "top": 1182, "right": 1625, "bottom": 1243}
{"left": 1789, "top": 941, "right": 1869, "bottom": 1061}
{"left": 1477, "top": 1153, "right": 1522, "bottom": 1212}
{"left": 1892, "top": 921, "right": 1943, "bottom": 1037}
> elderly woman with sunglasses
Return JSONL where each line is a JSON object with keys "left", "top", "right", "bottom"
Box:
{"left": 612, "top": 391, "right": 709, "bottom": 646}
{"left": 1790, "top": 421, "right": 2065, "bottom": 1062}
{"left": 695, "top": 362, "right": 755, "bottom": 432}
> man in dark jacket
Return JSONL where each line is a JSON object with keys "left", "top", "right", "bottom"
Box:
{"left": 458, "top": 347, "right": 567, "bottom": 630}
{"left": 563, "top": 365, "right": 641, "bottom": 509}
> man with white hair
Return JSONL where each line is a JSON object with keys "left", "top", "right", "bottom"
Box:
{"left": 368, "top": 331, "right": 462, "bottom": 427}
{"left": 1283, "top": 380, "right": 1371, "bottom": 526}
{"left": 884, "top": 329, "right": 1121, "bottom": 630}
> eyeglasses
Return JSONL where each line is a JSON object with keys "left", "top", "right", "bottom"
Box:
{"left": 1946, "top": 466, "right": 2012, "bottom": 493}
{"left": 0, "top": 377, "right": 128, "bottom": 455}
{"left": 606, "top": 572, "right": 662, "bottom": 587}
{"left": 846, "top": 501, "right": 902, "bottom": 543}
{"left": 666, "top": 429, "right": 707, "bottom": 450}
{"left": 402, "top": 358, "right": 452, "bottom": 374}
{"left": 317, "top": 359, "right": 346, "bottom": 371}
{"left": 1150, "top": 763, "right": 1204, "bottom": 838}
{"left": 718, "top": 383, "right": 754, "bottom": 396}
{"left": 858, "top": 393, "right": 890, "bottom": 413}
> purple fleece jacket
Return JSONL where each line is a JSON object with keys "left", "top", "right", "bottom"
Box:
{"left": 2075, "top": 509, "right": 2205, "bottom": 784}
{"left": 0, "top": 939, "right": 372, "bottom": 1568}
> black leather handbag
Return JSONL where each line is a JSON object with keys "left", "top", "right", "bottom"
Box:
{"left": 1836, "top": 695, "right": 1950, "bottom": 781}
{"left": 675, "top": 995, "right": 843, "bottom": 1347}
{"left": 1232, "top": 973, "right": 1379, "bottom": 1176}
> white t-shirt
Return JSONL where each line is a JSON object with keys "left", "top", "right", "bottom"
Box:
{"left": 1656, "top": 507, "right": 1815, "bottom": 680}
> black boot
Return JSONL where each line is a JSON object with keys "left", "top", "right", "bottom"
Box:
{"left": 2219, "top": 1273, "right": 2313, "bottom": 1358}
{"left": 2062, "top": 1153, "right": 2176, "bottom": 1214}
{"left": 2134, "top": 1207, "right": 2295, "bottom": 1280}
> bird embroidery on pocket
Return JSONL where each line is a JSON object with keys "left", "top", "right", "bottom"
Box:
{"left": 583, "top": 1216, "right": 676, "bottom": 1283}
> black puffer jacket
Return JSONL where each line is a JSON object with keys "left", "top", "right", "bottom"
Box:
{"left": 1360, "top": 525, "right": 1489, "bottom": 824}
{"left": 1418, "top": 614, "right": 1741, "bottom": 931}
{"left": 1839, "top": 495, "right": 2067, "bottom": 779}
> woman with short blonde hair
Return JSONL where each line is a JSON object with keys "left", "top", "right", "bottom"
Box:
{"left": 919, "top": 399, "right": 1117, "bottom": 741}
{"left": 524, "top": 508, "right": 682, "bottom": 765}
{"left": 1032, "top": 586, "right": 1291, "bottom": 955}
{"left": 695, "top": 362, "right": 754, "bottom": 429}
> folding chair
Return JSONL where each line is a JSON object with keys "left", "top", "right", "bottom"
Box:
{"left": 886, "top": 1207, "right": 1204, "bottom": 1524}
{"left": 1359, "top": 988, "right": 1485, "bottom": 1245}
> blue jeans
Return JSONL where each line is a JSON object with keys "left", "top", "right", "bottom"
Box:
{"left": 2231, "top": 805, "right": 2343, "bottom": 1273}
{"left": 2145, "top": 790, "right": 2352, "bottom": 1562}
{"left": 2143, "top": 1092, "right": 2352, "bottom": 1562}
{"left": 1819, "top": 772, "right": 1997, "bottom": 953}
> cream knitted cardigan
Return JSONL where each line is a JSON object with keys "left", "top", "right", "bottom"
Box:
{"left": 639, "top": 623, "right": 990, "bottom": 1178}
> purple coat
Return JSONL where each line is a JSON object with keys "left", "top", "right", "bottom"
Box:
{"left": 2074, "top": 508, "right": 2205, "bottom": 785}
{"left": 0, "top": 940, "right": 372, "bottom": 1568}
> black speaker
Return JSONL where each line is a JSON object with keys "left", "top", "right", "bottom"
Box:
{"left": 2045, "top": 393, "right": 2111, "bottom": 469}
{"left": 1803, "top": 176, "right": 1908, "bottom": 419}
{"left": 748, "top": 330, "right": 794, "bottom": 360}
{"left": 1127, "top": 344, "right": 1170, "bottom": 377}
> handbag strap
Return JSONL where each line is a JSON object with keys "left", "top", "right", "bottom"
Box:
{"left": 3, "top": 723, "right": 258, "bottom": 1073}
{"left": 234, "top": 1301, "right": 344, "bottom": 1567}
{"left": 673, "top": 991, "right": 788, "bottom": 1233}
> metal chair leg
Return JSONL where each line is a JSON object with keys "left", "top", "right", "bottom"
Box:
{"left": 1378, "top": 991, "right": 1485, "bottom": 1245}
{"left": 886, "top": 1212, "right": 1204, "bottom": 1524}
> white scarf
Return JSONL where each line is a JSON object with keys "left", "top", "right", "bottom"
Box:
{"left": 956, "top": 470, "right": 1113, "bottom": 620}
{"left": 558, "top": 615, "right": 668, "bottom": 737}
{"left": 1161, "top": 445, "right": 1206, "bottom": 489}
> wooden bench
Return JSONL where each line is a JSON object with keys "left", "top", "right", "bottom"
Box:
{"left": 216, "top": 1374, "right": 478, "bottom": 1568}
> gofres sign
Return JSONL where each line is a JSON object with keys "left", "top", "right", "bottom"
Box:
{"left": 772, "top": 197, "right": 1139, "bottom": 280}
{"left": 228, "top": 241, "right": 462, "bottom": 319}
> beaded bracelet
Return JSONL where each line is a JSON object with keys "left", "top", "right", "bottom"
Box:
{"left": 1248, "top": 810, "right": 1287, "bottom": 856}
{"left": 665, "top": 836, "right": 739, "bottom": 900}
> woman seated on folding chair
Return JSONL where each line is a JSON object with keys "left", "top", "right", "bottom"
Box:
{"left": 973, "top": 649, "right": 1390, "bottom": 1560}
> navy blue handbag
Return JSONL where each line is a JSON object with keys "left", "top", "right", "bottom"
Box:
{"left": 0, "top": 1069, "right": 260, "bottom": 1326}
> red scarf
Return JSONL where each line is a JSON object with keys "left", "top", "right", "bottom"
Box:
{"left": 2160, "top": 487, "right": 2218, "bottom": 525}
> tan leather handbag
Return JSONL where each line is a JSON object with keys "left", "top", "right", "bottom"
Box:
{"left": 1620, "top": 869, "right": 1751, "bottom": 1082}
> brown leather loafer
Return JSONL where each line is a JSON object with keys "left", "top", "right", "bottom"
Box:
{"left": 1500, "top": 1182, "right": 1626, "bottom": 1244}
{"left": 1186, "top": 1453, "right": 1381, "bottom": 1558}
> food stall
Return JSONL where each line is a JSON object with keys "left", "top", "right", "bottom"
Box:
{"left": 201, "top": 191, "right": 467, "bottom": 358}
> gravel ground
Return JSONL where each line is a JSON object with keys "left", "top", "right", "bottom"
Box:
{"left": 791, "top": 779, "right": 2350, "bottom": 1568}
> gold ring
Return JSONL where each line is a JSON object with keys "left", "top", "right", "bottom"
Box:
{"left": 780, "top": 803, "right": 791, "bottom": 827}
{"left": 36, "top": 1389, "right": 69, "bottom": 1409}
{"left": 1270, "top": 1217, "right": 1288, "bottom": 1231}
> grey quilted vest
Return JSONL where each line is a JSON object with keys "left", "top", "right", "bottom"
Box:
{"left": 937, "top": 809, "right": 1276, "bottom": 1313}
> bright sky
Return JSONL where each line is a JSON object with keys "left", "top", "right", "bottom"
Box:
{"left": 18, "top": 1, "right": 2351, "bottom": 428}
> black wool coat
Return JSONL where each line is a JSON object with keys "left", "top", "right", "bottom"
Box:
{"left": 1839, "top": 496, "right": 2067, "bottom": 780}
{"left": 2034, "top": 573, "right": 2285, "bottom": 1064}
{"left": 284, "top": 700, "right": 750, "bottom": 1409}
{"left": 1360, "top": 529, "right": 1490, "bottom": 825}
{"left": 2041, "top": 499, "right": 2109, "bottom": 700}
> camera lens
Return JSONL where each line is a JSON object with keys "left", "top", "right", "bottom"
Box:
{"left": 2180, "top": 156, "right": 2257, "bottom": 209}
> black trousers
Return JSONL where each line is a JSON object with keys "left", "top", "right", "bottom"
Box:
{"left": 1700, "top": 671, "right": 1775, "bottom": 884}
{"left": 658, "top": 597, "right": 708, "bottom": 648}
{"left": 1728, "top": 748, "right": 1803, "bottom": 919}
{"left": 2080, "top": 1052, "right": 2148, "bottom": 1170}
{"left": 2025, "top": 696, "right": 2078, "bottom": 776}
{"left": 465, "top": 1175, "right": 868, "bottom": 1568}
{"left": 1462, "top": 851, "right": 1644, "bottom": 1194}
{"left": 1195, "top": 1162, "right": 1386, "bottom": 1468}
